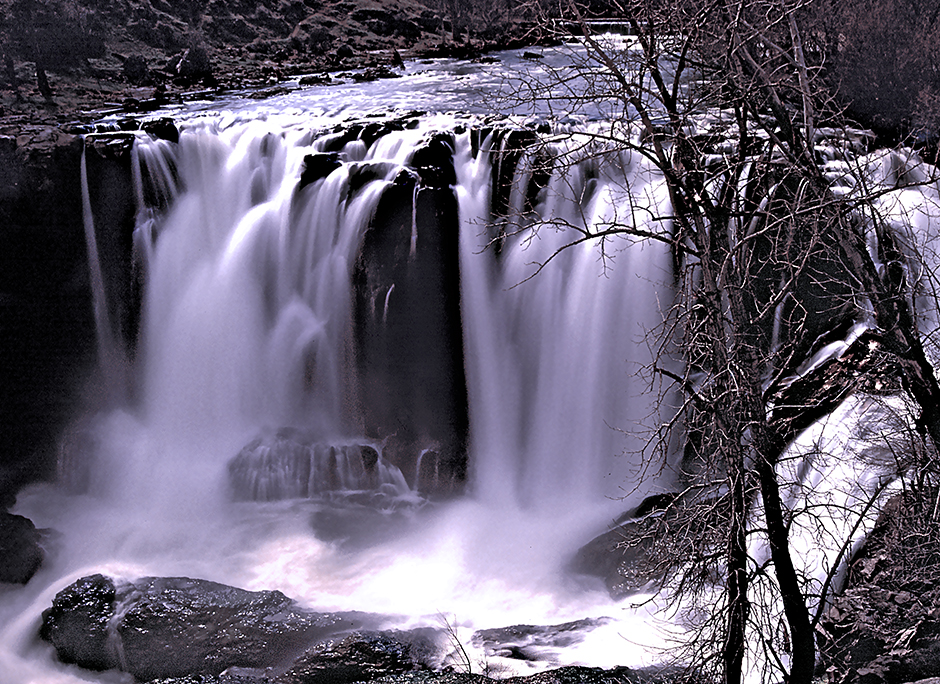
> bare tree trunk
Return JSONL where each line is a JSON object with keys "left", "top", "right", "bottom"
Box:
{"left": 724, "top": 465, "right": 749, "bottom": 684}
{"left": 36, "top": 62, "right": 52, "bottom": 99}
{"left": 3, "top": 54, "right": 17, "bottom": 91}
{"left": 450, "top": 0, "right": 462, "bottom": 43}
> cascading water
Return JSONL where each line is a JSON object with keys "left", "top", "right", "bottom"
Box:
{"left": 457, "top": 127, "right": 677, "bottom": 508}
{"left": 0, "top": 111, "right": 682, "bottom": 682}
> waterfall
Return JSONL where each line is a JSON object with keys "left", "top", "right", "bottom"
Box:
{"left": 80, "top": 142, "right": 128, "bottom": 404}
{"left": 457, "top": 126, "right": 677, "bottom": 509}
{"left": 82, "top": 115, "right": 678, "bottom": 519}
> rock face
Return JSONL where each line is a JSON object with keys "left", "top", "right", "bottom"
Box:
{"left": 0, "top": 127, "right": 163, "bottom": 501}
{"left": 228, "top": 429, "right": 399, "bottom": 501}
{"left": 41, "top": 575, "right": 371, "bottom": 681}
{"left": 0, "top": 510, "right": 44, "bottom": 583}
{"left": 352, "top": 134, "right": 469, "bottom": 496}
{"left": 820, "top": 492, "right": 940, "bottom": 684}
{"left": 0, "top": 129, "right": 95, "bottom": 499}
{"left": 569, "top": 494, "right": 678, "bottom": 599}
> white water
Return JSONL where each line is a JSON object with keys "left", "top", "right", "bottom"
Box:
{"left": 4, "top": 72, "right": 940, "bottom": 684}
{"left": 0, "top": 114, "right": 681, "bottom": 683}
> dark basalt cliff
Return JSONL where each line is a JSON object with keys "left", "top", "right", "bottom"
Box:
{"left": 1, "top": 127, "right": 100, "bottom": 496}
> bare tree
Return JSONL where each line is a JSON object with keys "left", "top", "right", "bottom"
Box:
{"left": 487, "top": 0, "right": 940, "bottom": 682}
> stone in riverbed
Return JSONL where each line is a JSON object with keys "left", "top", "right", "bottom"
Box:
{"left": 40, "top": 573, "right": 117, "bottom": 670}
{"left": 41, "top": 575, "right": 371, "bottom": 681}
{"left": 277, "top": 630, "right": 440, "bottom": 683}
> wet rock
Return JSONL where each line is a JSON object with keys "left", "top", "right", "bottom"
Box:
{"left": 569, "top": 494, "right": 682, "bottom": 599}
{"left": 278, "top": 630, "right": 438, "bottom": 683}
{"left": 409, "top": 133, "right": 457, "bottom": 188}
{"left": 0, "top": 128, "right": 98, "bottom": 495}
{"left": 41, "top": 574, "right": 370, "bottom": 681}
{"left": 471, "top": 619, "right": 611, "bottom": 664}
{"left": 142, "top": 118, "right": 180, "bottom": 144}
{"left": 352, "top": 65, "right": 401, "bottom": 83}
{"left": 228, "top": 429, "right": 395, "bottom": 501}
{"left": 298, "top": 152, "right": 342, "bottom": 189}
{"left": 40, "top": 573, "right": 118, "bottom": 670}
{"left": 298, "top": 73, "right": 332, "bottom": 86}
{"left": 353, "top": 150, "right": 468, "bottom": 495}
{"left": 503, "top": 665, "right": 650, "bottom": 684}
{"left": 0, "top": 510, "right": 44, "bottom": 583}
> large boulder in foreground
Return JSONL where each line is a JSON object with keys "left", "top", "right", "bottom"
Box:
{"left": 39, "top": 574, "right": 117, "bottom": 670}
{"left": 41, "top": 575, "right": 370, "bottom": 680}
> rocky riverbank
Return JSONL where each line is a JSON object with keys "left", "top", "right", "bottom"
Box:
{"left": 0, "top": 0, "right": 540, "bottom": 131}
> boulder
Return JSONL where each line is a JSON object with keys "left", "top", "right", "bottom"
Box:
{"left": 40, "top": 574, "right": 117, "bottom": 670}
{"left": 142, "top": 118, "right": 180, "bottom": 144}
{"left": 277, "top": 630, "right": 438, "bottom": 683}
{"left": 569, "top": 494, "right": 678, "bottom": 599}
{"left": 41, "top": 575, "right": 370, "bottom": 681}
{"left": 0, "top": 510, "right": 44, "bottom": 583}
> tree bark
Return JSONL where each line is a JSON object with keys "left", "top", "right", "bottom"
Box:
{"left": 36, "top": 63, "right": 52, "bottom": 99}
